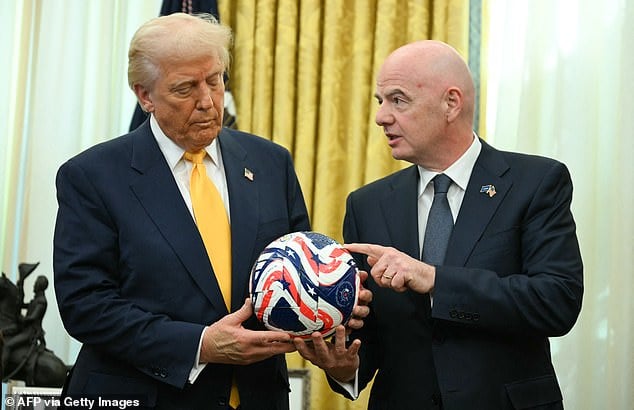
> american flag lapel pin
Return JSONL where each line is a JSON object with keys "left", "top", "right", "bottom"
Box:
{"left": 480, "top": 184, "right": 496, "bottom": 198}
{"left": 244, "top": 168, "right": 254, "bottom": 181}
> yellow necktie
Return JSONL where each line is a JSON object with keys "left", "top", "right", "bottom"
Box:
{"left": 184, "top": 151, "right": 239, "bottom": 408}
{"left": 184, "top": 150, "right": 232, "bottom": 309}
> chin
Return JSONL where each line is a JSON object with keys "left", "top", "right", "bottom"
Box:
{"left": 197, "top": 129, "right": 220, "bottom": 142}
{"left": 390, "top": 149, "right": 406, "bottom": 161}
{"left": 391, "top": 150, "right": 416, "bottom": 164}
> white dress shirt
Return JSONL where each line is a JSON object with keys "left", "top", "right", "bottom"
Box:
{"left": 417, "top": 135, "right": 482, "bottom": 256}
{"left": 151, "top": 115, "right": 230, "bottom": 221}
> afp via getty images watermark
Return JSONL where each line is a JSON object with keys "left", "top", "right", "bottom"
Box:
{"left": 3, "top": 391, "right": 143, "bottom": 410}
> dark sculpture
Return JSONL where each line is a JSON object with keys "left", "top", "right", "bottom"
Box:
{"left": 1, "top": 262, "right": 68, "bottom": 386}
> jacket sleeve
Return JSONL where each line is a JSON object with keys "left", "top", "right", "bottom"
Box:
{"left": 336, "top": 193, "right": 381, "bottom": 396}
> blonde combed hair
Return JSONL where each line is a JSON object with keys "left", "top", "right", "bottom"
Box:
{"left": 127, "top": 13, "right": 232, "bottom": 90}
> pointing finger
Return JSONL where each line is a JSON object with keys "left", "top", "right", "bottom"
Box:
{"left": 344, "top": 243, "right": 387, "bottom": 259}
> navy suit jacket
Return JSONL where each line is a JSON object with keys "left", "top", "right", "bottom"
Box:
{"left": 341, "top": 140, "right": 583, "bottom": 410}
{"left": 53, "top": 121, "right": 310, "bottom": 409}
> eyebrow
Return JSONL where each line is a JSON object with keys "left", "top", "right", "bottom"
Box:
{"left": 207, "top": 71, "right": 223, "bottom": 80}
{"left": 375, "top": 88, "right": 407, "bottom": 100}
{"left": 172, "top": 80, "right": 194, "bottom": 89}
{"left": 172, "top": 71, "right": 223, "bottom": 88}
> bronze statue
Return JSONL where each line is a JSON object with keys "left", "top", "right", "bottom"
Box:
{"left": 0, "top": 262, "right": 67, "bottom": 386}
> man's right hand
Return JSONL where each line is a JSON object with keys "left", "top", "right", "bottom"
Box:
{"left": 199, "top": 298, "right": 296, "bottom": 365}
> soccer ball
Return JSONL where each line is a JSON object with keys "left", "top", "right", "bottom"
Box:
{"left": 250, "top": 231, "right": 359, "bottom": 338}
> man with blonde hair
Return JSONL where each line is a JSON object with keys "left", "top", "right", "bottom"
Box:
{"left": 55, "top": 13, "right": 311, "bottom": 409}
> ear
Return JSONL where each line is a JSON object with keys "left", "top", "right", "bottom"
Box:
{"left": 133, "top": 84, "right": 154, "bottom": 113}
{"left": 444, "top": 87, "right": 463, "bottom": 122}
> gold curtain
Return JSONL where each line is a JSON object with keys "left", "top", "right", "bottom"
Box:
{"left": 219, "top": 1, "right": 469, "bottom": 408}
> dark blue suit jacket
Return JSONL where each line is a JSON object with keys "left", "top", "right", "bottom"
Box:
{"left": 341, "top": 140, "right": 583, "bottom": 410}
{"left": 53, "top": 121, "right": 310, "bottom": 409}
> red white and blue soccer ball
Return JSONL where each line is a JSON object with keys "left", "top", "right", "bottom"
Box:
{"left": 250, "top": 231, "right": 359, "bottom": 339}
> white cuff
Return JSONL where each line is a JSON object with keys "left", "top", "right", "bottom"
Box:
{"left": 331, "top": 368, "right": 359, "bottom": 400}
{"left": 188, "top": 327, "right": 207, "bottom": 383}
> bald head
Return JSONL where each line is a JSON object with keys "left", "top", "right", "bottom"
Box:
{"left": 374, "top": 40, "right": 476, "bottom": 170}
{"left": 383, "top": 40, "right": 475, "bottom": 123}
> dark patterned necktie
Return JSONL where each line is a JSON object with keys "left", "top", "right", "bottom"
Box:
{"left": 422, "top": 174, "right": 454, "bottom": 265}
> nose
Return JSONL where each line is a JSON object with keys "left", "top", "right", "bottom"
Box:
{"left": 197, "top": 86, "right": 214, "bottom": 110}
{"left": 375, "top": 103, "right": 392, "bottom": 127}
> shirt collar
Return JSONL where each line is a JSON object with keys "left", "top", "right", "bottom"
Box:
{"left": 417, "top": 134, "right": 482, "bottom": 196}
{"left": 150, "top": 114, "right": 220, "bottom": 170}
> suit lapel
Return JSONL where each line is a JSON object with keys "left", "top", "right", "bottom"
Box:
{"left": 380, "top": 166, "right": 420, "bottom": 259}
{"left": 218, "top": 129, "right": 259, "bottom": 311}
{"left": 446, "top": 140, "right": 511, "bottom": 266}
{"left": 128, "top": 123, "right": 226, "bottom": 311}
{"left": 380, "top": 166, "right": 432, "bottom": 311}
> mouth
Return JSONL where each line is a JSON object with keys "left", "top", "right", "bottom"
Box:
{"left": 192, "top": 119, "right": 215, "bottom": 127}
{"left": 385, "top": 132, "right": 402, "bottom": 147}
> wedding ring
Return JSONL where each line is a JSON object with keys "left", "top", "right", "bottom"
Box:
{"left": 383, "top": 275, "right": 393, "bottom": 280}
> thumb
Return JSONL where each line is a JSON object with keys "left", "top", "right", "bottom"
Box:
{"left": 225, "top": 298, "right": 254, "bottom": 325}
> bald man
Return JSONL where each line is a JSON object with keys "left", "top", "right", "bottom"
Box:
{"left": 297, "top": 41, "right": 583, "bottom": 409}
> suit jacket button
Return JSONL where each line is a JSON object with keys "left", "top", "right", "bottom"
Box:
{"left": 465, "top": 312, "right": 472, "bottom": 321}
{"left": 449, "top": 309, "right": 458, "bottom": 318}
{"left": 473, "top": 313, "right": 480, "bottom": 321}
{"left": 458, "top": 311, "right": 465, "bottom": 319}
